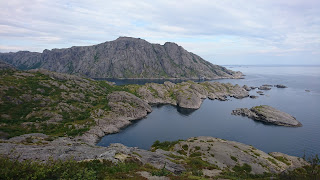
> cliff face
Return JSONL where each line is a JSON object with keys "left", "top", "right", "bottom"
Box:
{"left": 0, "top": 37, "right": 242, "bottom": 79}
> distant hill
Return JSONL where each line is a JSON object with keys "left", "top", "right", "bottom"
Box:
{"left": 0, "top": 60, "right": 16, "bottom": 70}
{"left": 0, "top": 37, "right": 242, "bottom": 79}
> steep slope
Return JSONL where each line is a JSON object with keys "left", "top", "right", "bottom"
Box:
{"left": 0, "top": 37, "right": 242, "bottom": 79}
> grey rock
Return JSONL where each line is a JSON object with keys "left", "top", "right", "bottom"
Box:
{"left": 172, "top": 137, "right": 308, "bottom": 174}
{"left": 0, "top": 134, "right": 308, "bottom": 176}
{"left": 231, "top": 105, "right": 302, "bottom": 127}
{"left": 138, "top": 171, "right": 170, "bottom": 180}
{"left": 249, "top": 95, "right": 259, "bottom": 99}
{"left": 79, "top": 91, "right": 152, "bottom": 144}
{"left": 256, "top": 91, "right": 264, "bottom": 95}
{"left": 134, "top": 149, "right": 186, "bottom": 174}
{"left": 258, "top": 86, "right": 271, "bottom": 90}
{"left": 242, "top": 85, "right": 251, "bottom": 91}
{"left": 275, "top": 84, "right": 287, "bottom": 88}
{"left": 0, "top": 37, "right": 243, "bottom": 79}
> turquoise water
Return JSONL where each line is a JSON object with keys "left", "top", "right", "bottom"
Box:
{"left": 97, "top": 66, "right": 320, "bottom": 157}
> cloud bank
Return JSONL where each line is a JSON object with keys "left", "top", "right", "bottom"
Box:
{"left": 0, "top": 0, "right": 319, "bottom": 64}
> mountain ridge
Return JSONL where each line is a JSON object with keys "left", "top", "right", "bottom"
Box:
{"left": 0, "top": 37, "right": 243, "bottom": 79}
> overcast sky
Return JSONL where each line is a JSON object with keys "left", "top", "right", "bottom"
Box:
{"left": 0, "top": 0, "right": 319, "bottom": 65}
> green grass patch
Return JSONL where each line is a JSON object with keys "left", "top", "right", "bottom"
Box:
{"left": 230, "top": 155, "right": 238, "bottom": 162}
{"left": 151, "top": 140, "right": 182, "bottom": 151}
{"left": 267, "top": 157, "right": 279, "bottom": 166}
{"left": 273, "top": 156, "right": 291, "bottom": 166}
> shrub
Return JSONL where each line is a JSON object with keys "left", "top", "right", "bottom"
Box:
{"left": 230, "top": 155, "right": 238, "bottom": 162}
{"left": 151, "top": 140, "right": 182, "bottom": 151}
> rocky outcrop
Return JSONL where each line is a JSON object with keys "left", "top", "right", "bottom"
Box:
{"left": 79, "top": 91, "right": 152, "bottom": 144}
{"left": 137, "top": 81, "right": 249, "bottom": 109}
{"left": 172, "top": 137, "right": 308, "bottom": 174}
{"left": 231, "top": 105, "right": 302, "bottom": 127}
{"left": 0, "top": 135, "right": 308, "bottom": 176}
{"left": 249, "top": 95, "right": 259, "bottom": 99}
{"left": 258, "top": 85, "right": 271, "bottom": 90}
{"left": 275, "top": 84, "right": 287, "bottom": 88}
{"left": 242, "top": 85, "right": 251, "bottom": 91}
{"left": 256, "top": 91, "right": 264, "bottom": 95}
{"left": 0, "top": 37, "right": 242, "bottom": 79}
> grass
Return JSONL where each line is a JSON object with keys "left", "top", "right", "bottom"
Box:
{"left": 0, "top": 70, "right": 144, "bottom": 139}
{"left": 230, "top": 155, "right": 238, "bottom": 162}
{"left": 190, "top": 152, "right": 202, "bottom": 157}
{"left": 267, "top": 157, "right": 279, "bottom": 166}
{"left": 151, "top": 140, "right": 182, "bottom": 151}
{"left": 273, "top": 156, "right": 291, "bottom": 166}
{"left": 0, "top": 156, "right": 146, "bottom": 180}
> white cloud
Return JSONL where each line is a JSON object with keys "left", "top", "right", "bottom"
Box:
{"left": 0, "top": 0, "right": 319, "bottom": 64}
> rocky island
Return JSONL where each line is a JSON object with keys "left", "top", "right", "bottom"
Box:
{"left": 231, "top": 105, "right": 302, "bottom": 127}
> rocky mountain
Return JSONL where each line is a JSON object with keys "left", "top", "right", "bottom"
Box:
{"left": 0, "top": 60, "right": 16, "bottom": 70}
{"left": 0, "top": 37, "right": 242, "bottom": 79}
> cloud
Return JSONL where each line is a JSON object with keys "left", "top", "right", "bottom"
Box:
{"left": 0, "top": 0, "right": 319, "bottom": 64}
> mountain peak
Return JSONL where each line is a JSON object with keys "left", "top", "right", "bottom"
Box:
{"left": 0, "top": 37, "right": 243, "bottom": 79}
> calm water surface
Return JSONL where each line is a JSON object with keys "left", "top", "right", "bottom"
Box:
{"left": 97, "top": 66, "right": 320, "bottom": 157}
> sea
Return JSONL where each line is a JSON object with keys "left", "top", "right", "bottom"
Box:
{"left": 97, "top": 65, "right": 320, "bottom": 158}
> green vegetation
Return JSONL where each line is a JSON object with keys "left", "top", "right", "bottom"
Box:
{"left": 230, "top": 155, "right": 238, "bottom": 162}
{"left": 182, "top": 144, "right": 189, "bottom": 151}
{"left": 151, "top": 164, "right": 171, "bottom": 176}
{"left": 0, "top": 70, "right": 141, "bottom": 138}
{"left": 185, "top": 157, "right": 219, "bottom": 171}
{"left": 151, "top": 140, "right": 182, "bottom": 151}
{"left": 273, "top": 156, "right": 291, "bottom": 166}
{"left": 279, "top": 154, "right": 320, "bottom": 180}
{"left": 267, "top": 157, "right": 279, "bottom": 166}
{"left": 219, "top": 163, "right": 274, "bottom": 180}
{"left": 190, "top": 152, "right": 202, "bottom": 157}
{"left": 0, "top": 156, "right": 145, "bottom": 180}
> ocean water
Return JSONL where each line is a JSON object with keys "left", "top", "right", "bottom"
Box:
{"left": 97, "top": 65, "right": 320, "bottom": 157}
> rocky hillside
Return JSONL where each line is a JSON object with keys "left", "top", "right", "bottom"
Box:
{"left": 0, "top": 135, "right": 309, "bottom": 179}
{"left": 0, "top": 37, "right": 242, "bottom": 79}
{"left": 0, "top": 60, "right": 15, "bottom": 70}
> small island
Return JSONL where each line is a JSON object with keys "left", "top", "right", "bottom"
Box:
{"left": 232, "top": 105, "right": 302, "bottom": 127}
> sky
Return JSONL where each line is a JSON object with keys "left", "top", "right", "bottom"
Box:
{"left": 0, "top": 0, "right": 319, "bottom": 65}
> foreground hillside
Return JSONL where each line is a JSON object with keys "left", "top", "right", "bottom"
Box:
{"left": 1, "top": 135, "right": 318, "bottom": 180}
{"left": 0, "top": 37, "right": 242, "bottom": 79}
